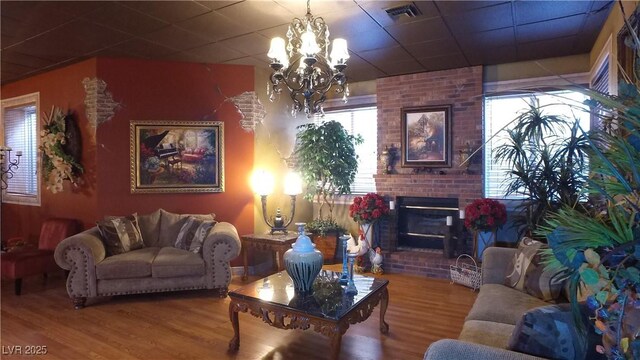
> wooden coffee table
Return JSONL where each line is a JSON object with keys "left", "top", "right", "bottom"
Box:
{"left": 228, "top": 270, "right": 389, "bottom": 359}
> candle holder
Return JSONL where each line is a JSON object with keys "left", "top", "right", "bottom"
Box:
{"left": 345, "top": 252, "right": 358, "bottom": 295}
{"left": 339, "top": 235, "right": 350, "bottom": 285}
{"left": 0, "top": 147, "right": 21, "bottom": 189}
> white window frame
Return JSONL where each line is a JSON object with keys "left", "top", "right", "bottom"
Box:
{"left": 482, "top": 83, "right": 591, "bottom": 200}
{"left": 1, "top": 92, "right": 41, "bottom": 206}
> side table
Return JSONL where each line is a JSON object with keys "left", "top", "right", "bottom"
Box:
{"left": 240, "top": 233, "right": 298, "bottom": 281}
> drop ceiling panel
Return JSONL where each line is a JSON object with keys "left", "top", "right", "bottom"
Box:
{"left": 376, "top": 58, "right": 425, "bottom": 76}
{"left": 186, "top": 43, "right": 246, "bottom": 63}
{"left": 385, "top": 17, "right": 452, "bottom": 44}
{"left": 434, "top": 1, "right": 508, "bottom": 16}
{"left": 142, "top": 26, "right": 211, "bottom": 51}
{"left": 218, "top": 33, "right": 272, "bottom": 56}
{"left": 274, "top": 0, "right": 357, "bottom": 17}
{"left": 455, "top": 27, "right": 515, "bottom": 49}
{"left": 118, "top": 1, "right": 212, "bottom": 24}
{"left": 516, "top": 15, "right": 585, "bottom": 44}
{"left": 345, "top": 28, "right": 399, "bottom": 52}
{"left": 216, "top": 1, "right": 295, "bottom": 32}
{"left": 110, "top": 39, "right": 176, "bottom": 59}
{"left": 176, "top": 11, "right": 251, "bottom": 42}
{"left": 464, "top": 45, "right": 516, "bottom": 65}
{"left": 224, "top": 56, "right": 270, "bottom": 67}
{"left": 197, "top": 1, "right": 244, "bottom": 11}
{"left": 1, "top": 52, "right": 54, "bottom": 69}
{"left": 417, "top": 54, "right": 470, "bottom": 71}
{"left": 358, "top": 46, "right": 413, "bottom": 64}
{"left": 517, "top": 36, "right": 579, "bottom": 60}
{"left": 323, "top": 6, "right": 385, "bottom": 39}
{"left": 444, "top": 2, "right": 513, "bottom": 34}
{"left": 84, "top": 3, "right": 170, "bottom": 36}
{"left": 404, "top": 38, "right": 462, "bottom": 59}
{"left": 514, "top": 1, "right": 591, "bottom": 25}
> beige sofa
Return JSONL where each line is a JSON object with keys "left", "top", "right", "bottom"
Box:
{"left": 54, "top": 209, "right": 241, "bottom": 309}
{"left": 425, "top": 247, "right": 552, "bottom": 360}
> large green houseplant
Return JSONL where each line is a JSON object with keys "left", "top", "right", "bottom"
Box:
{"left": 493, "top": 101, "right": 590, "bottom": 239}
{"left": 293, "top": 120, "right": 362, "bottom": 260}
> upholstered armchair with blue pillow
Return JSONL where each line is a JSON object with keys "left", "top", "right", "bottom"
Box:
{"left": 54, "top": 209, "right": 241, "bottom": 309}
{"left": 424, "top": 244, "right": 604, "bottom": 360}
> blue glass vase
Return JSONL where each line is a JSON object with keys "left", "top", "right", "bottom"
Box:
{"left": 283, "top": 223, "right": 324, "bottom": 294}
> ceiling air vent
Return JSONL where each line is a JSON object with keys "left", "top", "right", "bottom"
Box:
{"left": 385, "top": 2, "right": 421, "bottom": 18}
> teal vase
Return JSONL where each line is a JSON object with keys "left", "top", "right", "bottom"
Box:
{"left": 284, "top": 223, "right": 323, "bottom": 294}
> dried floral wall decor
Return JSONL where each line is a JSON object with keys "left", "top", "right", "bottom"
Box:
{"left": 40, "top": 106, "right": 83, "bottom": 193}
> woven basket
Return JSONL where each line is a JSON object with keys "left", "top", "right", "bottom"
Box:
{"left": 450, "top": 254, "right": 482, "bottom": 291}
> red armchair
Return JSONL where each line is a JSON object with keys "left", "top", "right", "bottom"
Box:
{"left": 1, "top": 218, "right": 80, "bottom": 295}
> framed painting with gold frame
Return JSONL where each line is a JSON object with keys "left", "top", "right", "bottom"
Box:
{"left": 401, "top": 105, "right": 452, "bottom": 168}
{"left": 129, "top": 120, "right": 224, "bottom": 193}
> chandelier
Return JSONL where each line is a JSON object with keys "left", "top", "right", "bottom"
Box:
{"left": 267, "top": 0, "right": 349, "bottom": 117}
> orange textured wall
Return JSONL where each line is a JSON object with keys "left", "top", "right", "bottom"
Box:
{"left": 1, "top": 58, "right": 255, "bottom": 248}
{"left": 1, "top": 59, "right": 98, "bottom": 242}
{"left": 94, "top": 58, "right": 255, "bottom": 237}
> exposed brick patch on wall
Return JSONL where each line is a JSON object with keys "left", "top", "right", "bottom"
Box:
{"left": 376, "top": 66, "right": 484, "bottom": 277}
{"left": 229, "top": 91, "right": 266, "bottom": 132}
{"left": 82, "top": 77, "right": 120, "bottom": 129}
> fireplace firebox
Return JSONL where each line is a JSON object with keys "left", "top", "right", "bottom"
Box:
{"left": 396, "top": 196, "right": 462, "bottom": 257}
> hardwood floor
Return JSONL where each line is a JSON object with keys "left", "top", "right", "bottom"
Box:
{"left": 1, "top": 265, "right": 477, "bottom": 360}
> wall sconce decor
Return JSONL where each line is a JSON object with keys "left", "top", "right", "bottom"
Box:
{"left": 252, "top": 170, "right": 302, "bottom": 234}
{"left": 0, "top": 146, "right": 21, "bottom": 189}
{"left": 266, "top": 0, "right": 349, "bottom": 117}
{"left": 459, "top": 142, "right": 473, "bottom": 174}
{"left": 381, "top": 145, "right": 398, "bottom": 174}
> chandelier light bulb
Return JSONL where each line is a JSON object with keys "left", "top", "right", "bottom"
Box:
{"left": 330, "top": 38, "right": 349, "bottom": 66}
{"left": 300, "top": 26, "right": 320, "bottom": 58}
{"left": 268, "top": 37, "right": 288, "bottom": 67}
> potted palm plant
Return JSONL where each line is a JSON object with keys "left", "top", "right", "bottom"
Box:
{"left": 293, "top": 120, "right": 362, "bottom": 262}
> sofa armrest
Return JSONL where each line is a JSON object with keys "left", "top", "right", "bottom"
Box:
{"left": 424, "top": 339, "right": 546, "bottom": 360}
{"left": 482, "top": 247, "right": 517, "bottom": 285}
{"left": 202, "top": 222, "right": 241, "bottom": 290}
{"left": 54, "top": 227, "right": 106, "bottom": 298}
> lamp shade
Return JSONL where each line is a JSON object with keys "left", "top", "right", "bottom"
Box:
{"left": 330, "top": 38, "right": 349, "bottom": 65}
{"left": 251, "top": 170, "right": 274, "bottom": 196}
{"left": 268, "top": 37, "right": 288, "bottom": 66}
{"left": 300, "top": 27, "right": 320, "bottom": 57}
{"left": 284, "top": 172, "right": 302, "bottom": 195}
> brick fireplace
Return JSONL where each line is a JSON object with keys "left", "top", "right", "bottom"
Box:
{"left": 375, "top": 66, "right": 484, "bottom": 278}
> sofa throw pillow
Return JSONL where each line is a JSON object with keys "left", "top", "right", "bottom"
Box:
{"left": 175, "top": 217, "right": 216, "bottom": 253}
{"left": 96, "top": 214, "right": 145, "bottom": 256}
{"left": 504, "top": 237, "right": 565, "bottom": 301}
{"left": 508, "top": 303, "right": 606, "bottom": 360}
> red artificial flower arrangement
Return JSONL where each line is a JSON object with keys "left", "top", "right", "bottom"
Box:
{"left": 349, "top": 193, "right": 390, "bottom": 224}
{"left": 464, "top": 198, "right": 507, "bottom": 231}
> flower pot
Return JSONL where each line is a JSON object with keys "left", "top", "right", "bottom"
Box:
{"left": 312, "top": 233, "right": 339, "bottom": 263}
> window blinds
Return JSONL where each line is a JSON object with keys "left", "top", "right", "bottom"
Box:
{"left": 315, "top": 106, "right": 377, "bottom": 194}
{"left": 3, "top": 104, "right": 38, "bottom": 200}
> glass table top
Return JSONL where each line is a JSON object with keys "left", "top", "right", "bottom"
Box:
{"left": 230, "top": 269, "right": 388, "bottom": 320}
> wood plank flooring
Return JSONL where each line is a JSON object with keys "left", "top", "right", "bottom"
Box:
{"left": 1, "top": 265, "right": 477, "bottom": 360}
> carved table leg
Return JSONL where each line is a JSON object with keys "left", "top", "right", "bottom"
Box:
{"left": 329, "top": 330, "right": 343, "bottom": 360}
{"left": 242, "top": 244, "right": 248, "bottom": 281}
{"left": 380, "top": 288, "right": 389, "bottom": 334}
{"left": 276, "top": 246, "right": 286, "bottom": 272}
{"left": 228, "top": 301, "right": 240, "bottom": 351}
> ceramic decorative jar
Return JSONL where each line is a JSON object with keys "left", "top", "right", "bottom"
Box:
{"left": 284, "top": 223, "right": 323, "bottom": 294}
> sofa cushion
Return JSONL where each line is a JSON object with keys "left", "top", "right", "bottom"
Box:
{"left": 505, "top": 238, "right": 565, "bottom": 301}
{"left": 466, "top": 284, "right": 548, "bottom": 325}
{"left": 152, "top": 247, "right": 205, "bottom": 278}
{"left": 96, "top": 214, "right": 145, "bottom": 256}
{"left": 137, "top": 209, "right": 162, "bottom": 247}
{"left": 459, "top": 320, "right": 515, "bottom": 349}
{"left": 508, "top": 304, "right": 606, "bottom": 360}
{"left": 175, "top": 217, "right": 216, "bottom": 254}
{"left": 158, "top": 209, "right": 215, "bottom": 248}
{"left": 96, "top": 247, "right": 160, "bottom": 280}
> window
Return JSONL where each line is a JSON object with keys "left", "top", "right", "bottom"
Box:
{"left": 316, "top": 105, "right": 377, "bottom": 194}
{"left": 1, "top": 93, "right": 40, "bottom": 205}
{"left": 484, "top": 90, "right": 590, "bottom": 199}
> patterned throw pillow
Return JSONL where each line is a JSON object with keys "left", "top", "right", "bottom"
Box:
{"left": 175, "top": 216, "right": 216, "bottom": 254}
{"left": 96, "top": 214, "right": 145, "bottom": 256}
{"left": 505, "top": 237, "right": 565, "bottom": 301}
{"left": 508, "top": 304, "right": 606, "bottom": 360}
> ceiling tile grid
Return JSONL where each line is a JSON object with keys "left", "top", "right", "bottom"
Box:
{"left": 0, "top": 0, "right": 614, "bottom": 84}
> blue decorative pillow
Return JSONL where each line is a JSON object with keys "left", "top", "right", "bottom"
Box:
{"left": 508, "top": 304, "right": 606, "bottom": 360}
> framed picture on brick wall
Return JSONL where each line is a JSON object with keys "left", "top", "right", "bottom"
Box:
{"left": 401, "top": 105, "right": 452, "bottom": 168}
{"left": 129, "top": 120, "right": 224, "bottom": 193}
